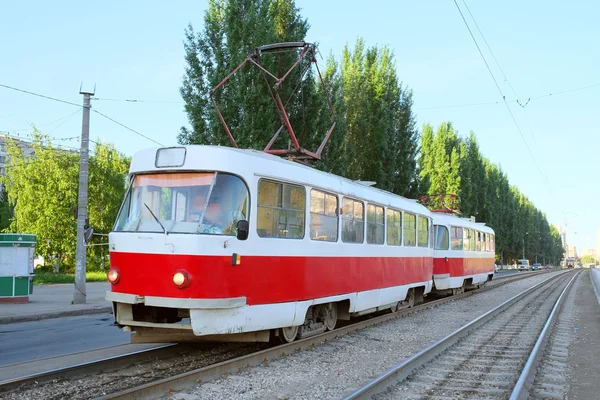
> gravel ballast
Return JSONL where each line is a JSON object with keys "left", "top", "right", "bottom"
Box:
{"left": 164, "top": 271, "right": 568, "bottom": 400}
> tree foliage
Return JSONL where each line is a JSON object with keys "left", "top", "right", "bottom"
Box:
{"left": 178, "top": 0, "right": 317, "bottom": 151}
{"left": 580, "top": 255, "right": 595, "bottom": 264}
{"left": 180, "top": 2, "right": 562, "bottom": 264}
{"left": 2, "top": 131, "right": 130, "bottom": 270}
{"left": 180, "top": 2, "right": 419, "bottom": 196}
{"left": 419, "top": 122, "right": 564, "bottom": 265}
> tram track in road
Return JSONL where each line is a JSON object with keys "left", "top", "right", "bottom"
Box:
{"left": 343, "top": 270, "right": 579, "bottom": 400}
{"left": 0, "top": 269, "right": 561, "bottom": 400}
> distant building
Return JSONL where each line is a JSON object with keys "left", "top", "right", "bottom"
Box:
{"left": 567, "top": 245, "right": 577, "bottom": 259}
{"left": 581, "top": 247, "right": 596, "bottom": 259}
{"left": 0, "top": 134, "right": 35, "bottom": 177}
{"left": 554, "top": 223, "right": 567, "bottom": 252}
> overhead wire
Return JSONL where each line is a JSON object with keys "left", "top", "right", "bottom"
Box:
{"left": 92, "top": 109, "right": 164, "bottom": 146}
{"left": 416, "top": 81, "right": 600, "bottom": 110}
{"left": 452, "top": 0, "right": 556, "bottom": 200}
{"left": 461, "top": 0, "right": 547, "bottom": 184}
{"left": 49, "top": 108, "right": 82, "bottom": 135}
{"left": 0, "top": 82, "right": 163, "bottom": 147}
{"left": 0, "top": 83, "right": 81, "bottom": 107}
{"left": 91, "top": 97, "right": 184, "bottom": 104}
{"left": 5, "top": 108, "right": 81, "bottom": 133}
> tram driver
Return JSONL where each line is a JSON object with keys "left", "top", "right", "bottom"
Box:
{"left": 189, "top": 189, "right": 227, "bottom": 235}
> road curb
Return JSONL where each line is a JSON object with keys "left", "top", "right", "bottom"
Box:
{"left": 0, "top": 306, "right": 113, "bottom": 324}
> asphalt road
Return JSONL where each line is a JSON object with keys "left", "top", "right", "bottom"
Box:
{"left": 0, "top": 313, "right": 129, "bottom": 367}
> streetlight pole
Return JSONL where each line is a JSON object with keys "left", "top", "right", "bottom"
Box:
{"left": 73, "top": 87, "right": 94, "bottom": 304}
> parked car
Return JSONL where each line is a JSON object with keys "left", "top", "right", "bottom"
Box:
{"left": 532, "top": 263, "right": 541, "bottom": 270}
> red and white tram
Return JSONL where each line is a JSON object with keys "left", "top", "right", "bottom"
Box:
{"left": 431, "top": 212, "right": 495, "bottom": 296}
{"left": 106, "top": 145, "right": 436, "bottom": 343}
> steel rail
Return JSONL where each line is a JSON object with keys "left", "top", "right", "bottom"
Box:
{"left": 0, "top": 344, "right": 177, "bottom": 393}
{"left": 341, "top": 270, "right": 578, "bottom": 400}
{"left": 0, "top": 269, "right": 547, "bottom": 396}
{"left": 509, "top": 271, "right": 579, "bottom": 400}
{"left": 96, "top": 270, "right": 565, "bottom": 400}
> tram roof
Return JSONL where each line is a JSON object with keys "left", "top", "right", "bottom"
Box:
{"left": 129, "top": 145, "right": 432, "bottom": 216}
{"left": 431, "top": 212, "right": 494, "bottom": 234}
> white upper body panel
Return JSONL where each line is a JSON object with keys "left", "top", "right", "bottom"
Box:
{"left": 111, "top": 145, "right": 435, "bottom": 258}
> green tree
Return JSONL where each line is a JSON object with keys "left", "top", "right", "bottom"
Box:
{"left": 0, "top": 188, "right": 12, "bottom": 231}
{"left": 418, "top": 122, "right": 565, "bottom": 265}
{"left": 179, "top": 0, "right": 316, "bottom": 151}
{"left": 337, "top": 38, "right": 418, "bottom": 195}
{"left": 87, "top": 141, "right": 131, "bottom": 269}
{"left": 3, "top": 131, "right": 130, "bottom": 270}
{"left": 419, "top": 122, "right": 461, "bottom": 209}
{"left": 3, "top": 132, "right": 79, "bottom": 265}
{"left": 580, "top": 255, "right": 595, "bottom": 265}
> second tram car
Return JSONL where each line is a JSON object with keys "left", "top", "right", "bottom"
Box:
{"left": 106, "top": 145, "right": 436, "bottom": 343}
{"left": 431, "top": 213, "right": 495, "bottom": 295}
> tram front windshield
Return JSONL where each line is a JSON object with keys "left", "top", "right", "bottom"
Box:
{"left": 114, "top": 172, "right": 249, "bottom": 235}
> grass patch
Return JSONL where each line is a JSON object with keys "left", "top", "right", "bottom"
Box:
{"left": 33, "top": 271, "right": 107, "bottom": 284}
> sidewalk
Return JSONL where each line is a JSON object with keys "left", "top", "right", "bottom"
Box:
{"left": 567, "top": 270, "right": 600, "bottom": 399}
{"left": 0, "top": 282, "right": 112, "bottom": 324}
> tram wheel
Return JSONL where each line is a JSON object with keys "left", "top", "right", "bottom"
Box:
{"left": 323, "top": 302, "right": 338, "bottom": 331}
{"left": 452, "top": 282, "right": 465, "bottom": 296}
{"left": 278, "top": 325, "right": 299, "bottom": 343}
{"left": 406, "top": 288, "right": 416, "bottom": 308}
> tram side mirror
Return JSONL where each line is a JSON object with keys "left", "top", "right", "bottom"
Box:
{"left": 236, "top": 220, "right": 249, "bottom": 241}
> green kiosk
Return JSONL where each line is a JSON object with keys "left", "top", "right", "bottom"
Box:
{"left": 0, "top": 234, "right": 36, "bottom": 303}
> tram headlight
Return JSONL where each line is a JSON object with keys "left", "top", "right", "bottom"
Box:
{"left": 107, "top": 268, "right": 120, "bottom": 284}
{"left": 173, "top": 271, "right": 189, "bottom": 288}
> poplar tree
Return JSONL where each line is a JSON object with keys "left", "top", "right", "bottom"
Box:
{"left": 179, "top": 0, "right": 317, "bottom": 150}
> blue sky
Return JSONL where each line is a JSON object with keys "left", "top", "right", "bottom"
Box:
{"left": 1, "top": 1, "right": 598, "bottom": 252}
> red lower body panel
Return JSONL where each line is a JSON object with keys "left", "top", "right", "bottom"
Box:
{"left": 433, "top": 257, "right": 494, "bottom": 277}
{"left": 109, "top": 252, "right": 433, "bottom": 306}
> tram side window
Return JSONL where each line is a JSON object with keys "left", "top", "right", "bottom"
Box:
{"left": 310, "top": 189, "right": 338, "bottom": 242}
{"left": 417, "top": 216, "right": 429, "bottom": 247}
{"left": 403, "top": 213, "right": 416, "bottom": 246}
{"left": 470, "top": 229, "right": 476, "bottom": 251}
{"left": 483, "top": 233, "right": 488, "bottom": 252}
{"left": 386, "top": 209, "right": 402, "bottom": 246}
{"left": 342, "top": 198, "right": 364, "bottom": 243}
{"left": 434, "top": 225, "right": 449, "bottom": 250}
{"left": 463, "top": 228, "right": 469, "bottom": 251}
{"left": 451, "top": 226, "right": 463, "bottom": 250}
{"left": 367, "top": 204, "right": 384, "bottom": 244}
{"left": 257, "top": 180, "right": 305, "bottom": 239}
{"left": 491, "top": 234, "right": 495, "bottom": 252}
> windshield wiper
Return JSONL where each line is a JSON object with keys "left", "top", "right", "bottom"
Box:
{"left": 144, "top": 203, "right": 167, "bottom": 235}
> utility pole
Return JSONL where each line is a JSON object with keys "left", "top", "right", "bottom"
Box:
{"left": 73, "top": 86, "right": 94, "bottom": 304}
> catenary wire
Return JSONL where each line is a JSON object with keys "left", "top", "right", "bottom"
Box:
{"left": 0, "top": 83, "right": 82, "bottom": 107}
{"left": 91, "top": 97, "right": 184, "bottom": 104}
{"left": 92, "top": 109, "right": 164, "bottom": 146}
{"left": 452, "top": 0, "right": 556, "bottom": 200}
{"left": 0, "top": 82, "right": 162, "bottom": 147}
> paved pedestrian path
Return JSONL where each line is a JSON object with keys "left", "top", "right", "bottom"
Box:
{"left": 0, "top": 282, "right": 111, "bottom": 324}
{"left": 567, "top": 270, "right": 600, "bottom": 399}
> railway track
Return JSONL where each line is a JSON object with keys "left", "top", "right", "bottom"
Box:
{"left": 0, "top": 269, "right": 561, "bottom": 400}
{"left": 343, "top": 270, "right": 579, "bottom": 400}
